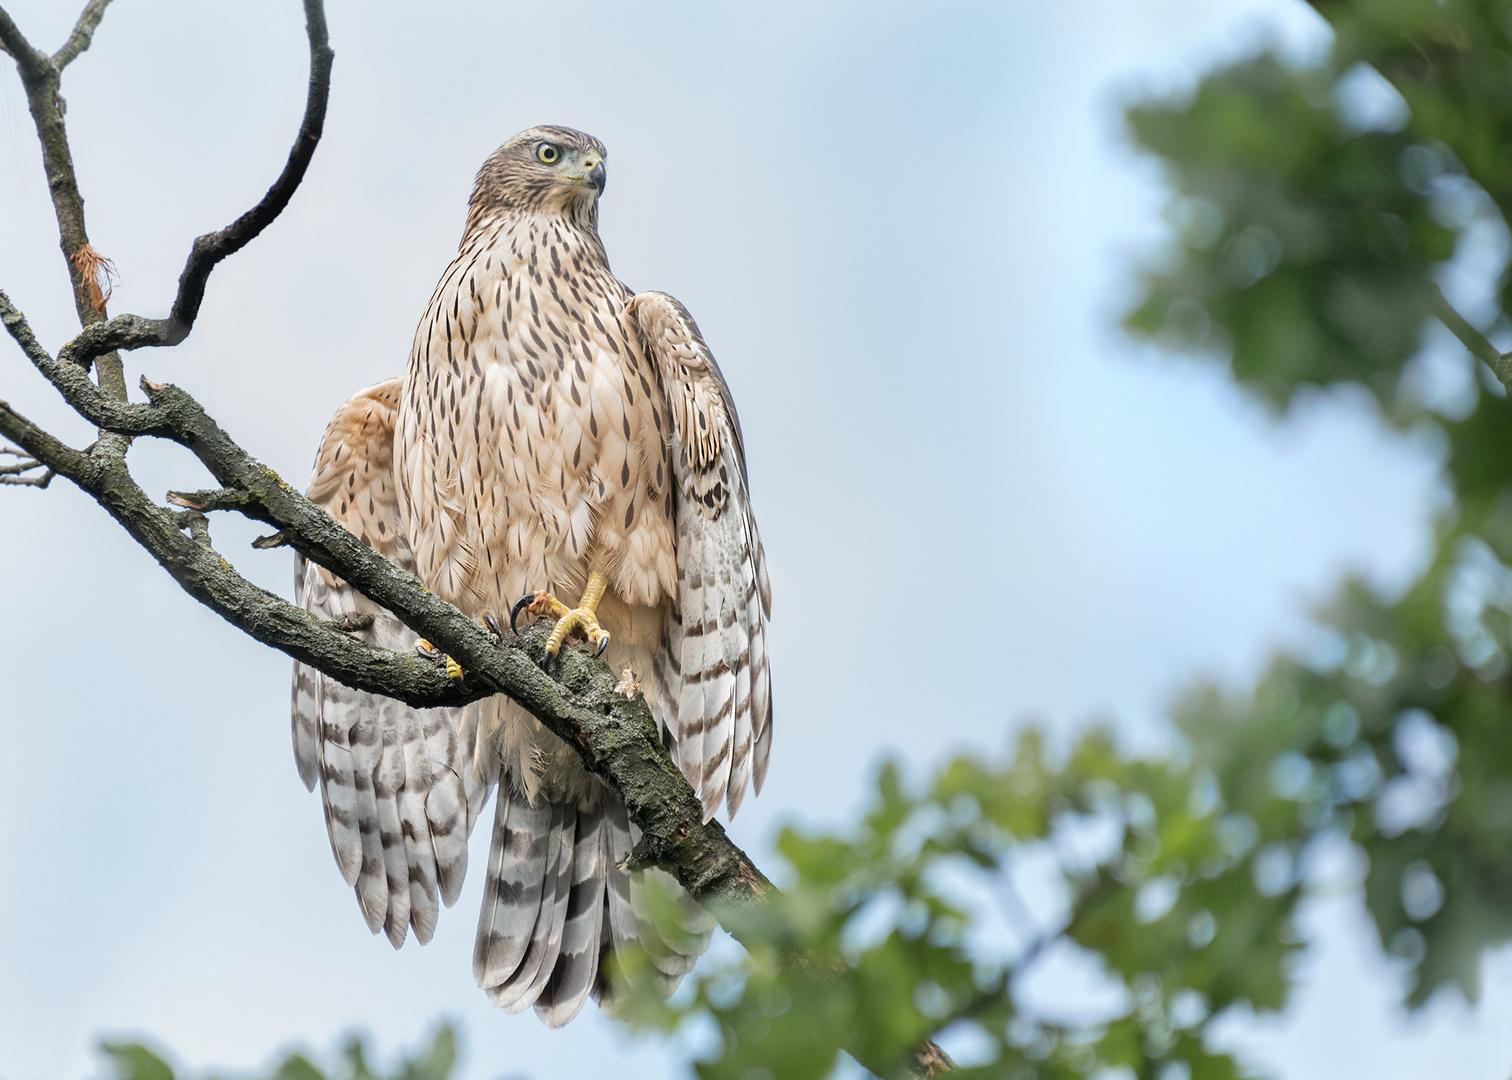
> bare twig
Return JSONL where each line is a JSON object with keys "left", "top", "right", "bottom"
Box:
{"left": 1, "top": 445, "right": 41, "bottom": 474}
{"left": 52, "top": 0, "right": 114, "bottom": 70}
{"left": 155, "top": 0, "right": 332, "bottom": 346}
{"left": 166, "top": 487, "right": 257, "bottom": 513}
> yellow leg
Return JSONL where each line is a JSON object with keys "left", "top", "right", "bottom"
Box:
{"left": 415, "top": 611, "right": 501, "bottom": 680}
{"left": 510, "top": 572, "right": 612, "bottom": 663}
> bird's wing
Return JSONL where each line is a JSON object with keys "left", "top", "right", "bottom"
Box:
{"left": 631, "top": 292, "right": 772, "bottom": 822}
{"left": 291, "top": 378, "right": 487, "bottom": 947}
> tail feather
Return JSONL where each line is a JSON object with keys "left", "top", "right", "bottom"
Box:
{"left": 395, "top": 702, "right": 441, "bottom": 945}
{"left": 487, "top": 800, "right": 576, "bottom": 1012}
{"left": 675, "top": 563, "right": 708, "bottom": 796}
{"left": 348, "top": 689, "right": 388, "bottom": 933}
{"left": 472, "top": 790, "right": 711, "bottom": 1020}
{"left": 602, "top": 799, "right": 639, "bottom": 959}
{"left": 650, "top": 622, "right": 682, "bottom": 757}
{"left": 630, "top": 868, "right": 716, "bottom": 983}
{"left": 373, "top": 738, "right": 412, "bottom": 948}
{"left": 535, "top": 804, "right": 610, "bottom": 1027}
{"left": 292, "top": 660, "right": 320, "bottom": 792}
{"left": 473, "top": 791, "right": 551, "bottom": 989}
{"left": 314, "top": 672, "right": 362, "bottom": 887}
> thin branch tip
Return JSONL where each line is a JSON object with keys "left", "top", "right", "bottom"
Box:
{"left": 1434, "top": 285, "right": 1512, "bottom": 392}
{"left": 167, "top": 487, "right": 255, "bottom": 513}
{"left": 53, "top": 0, "right": 115, "bottom": 70}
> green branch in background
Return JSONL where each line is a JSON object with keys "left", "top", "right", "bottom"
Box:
{"left": 1432, "top": 284, "right": 1512, "bottom": 392}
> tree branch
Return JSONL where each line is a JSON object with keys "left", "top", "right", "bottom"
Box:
{"left": 1434, "top": 284, "right": 1512, "bottom": 392}
{"left": 1, "top": 8, "right": 91, "bottom": 327}
{"left": 0, "top": 7, "right": 46, "bottom": 82}
{"left": 1, "top": 0, "right": 129, "bottom": 413}
{"left": 0, "top": 444, "right": 53, "bottom": 485}
{"left": 156, "top": 0, "right": 331, "bottom": 346}
{"left": 52, "top": 0, "right": 114, "bottom": 70}
{"left": 1, "top": 288, "right": 772, "bottom": 919}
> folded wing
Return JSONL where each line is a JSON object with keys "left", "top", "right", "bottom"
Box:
{"left": 632, "top": 292, "right": 773, "bottom": 822}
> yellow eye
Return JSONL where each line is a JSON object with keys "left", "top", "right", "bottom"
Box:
{"left": 537, "top": 144, "right": 559, "bottom": 164}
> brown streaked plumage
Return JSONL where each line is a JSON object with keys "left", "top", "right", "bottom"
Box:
{"left": 291, "top": 126, "right": 771, "bottom": 1026}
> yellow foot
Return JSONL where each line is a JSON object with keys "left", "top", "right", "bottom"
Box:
{"left": 414, "top": 639, "right": 464, "bottom": 680}
{"left": 509, "top": 572, "right": 612, "bottom": 664}
{"left": 415, "top": 613, "right": 503, "bottom": 679}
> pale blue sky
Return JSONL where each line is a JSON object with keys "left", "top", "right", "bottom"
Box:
{"left": 1, "top": 2, "right": 1506, "bottom": 1078}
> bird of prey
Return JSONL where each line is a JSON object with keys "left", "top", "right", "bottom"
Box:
{"left": 290, "top": 126, "right": 772, "bottom": 1026}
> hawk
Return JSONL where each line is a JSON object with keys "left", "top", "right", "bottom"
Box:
{"left": 289, "top": 126, "right": 772, "bottom": 1025}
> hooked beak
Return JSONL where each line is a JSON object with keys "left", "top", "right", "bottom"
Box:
{"left": 585, "top": 159, "right": 606, "bottom": 194}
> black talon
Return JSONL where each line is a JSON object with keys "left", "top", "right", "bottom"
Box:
{"left": 594, "top": 637, "right": 609, "bottom": 659}
{"left": 509, "top": 593, "right": 536, "bottom": 634}
{"left": 415, "top": 641, "right": 440, "bottom": 660}
{"left": 482, "top": 611, "right": 502, "bottom": 637}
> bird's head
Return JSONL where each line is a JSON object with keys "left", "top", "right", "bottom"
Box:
{"left": 469, "top": 125, "right": 608, "bottom": 228}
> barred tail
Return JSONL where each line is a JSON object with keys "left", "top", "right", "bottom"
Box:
{"left": 473, "top": 786, "right": 713, "bottom": 1025}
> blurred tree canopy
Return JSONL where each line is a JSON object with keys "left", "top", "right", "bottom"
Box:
{"left": 95, "top": 1026, "right": 458, "bottom": 1080}
{"left": 91, "top": 1, "right": 1512, "bottom": 1078}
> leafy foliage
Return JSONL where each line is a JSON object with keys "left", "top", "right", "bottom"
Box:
{"left": 94, "top": 1026, "right": 458, "bottom": 1080}
{"left": 618, "top": 0, "right": 1512, "bottom": 1075}
{"left": 1121, "top": 0, "right": 1512, "bottom": 1010}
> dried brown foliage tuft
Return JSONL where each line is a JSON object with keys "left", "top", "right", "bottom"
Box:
{"left": 70, "top": 241, "right": 116, "bottom": 313}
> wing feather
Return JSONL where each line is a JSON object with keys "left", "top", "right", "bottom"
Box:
{"left": 291, "top": 378, "right": 482, "bottom": 945}
{"left": 630, "top": 292, "right": 772, "bottom": 821}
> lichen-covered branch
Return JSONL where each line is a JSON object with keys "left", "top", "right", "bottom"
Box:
{"left": 0, "top": 291, "right": 773, "bottom": 920}
{"left": 0, "top": 7, "right": 45, "bottom": 82}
